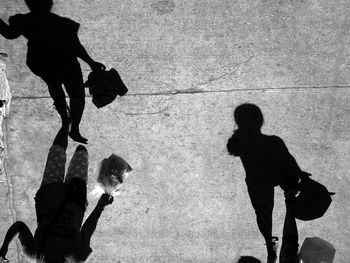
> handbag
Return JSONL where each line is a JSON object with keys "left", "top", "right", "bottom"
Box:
{"left": 85, "top": 68, "right": 128, "bottom": 108}
{"left": 294, "top": 175, "right": 335, "bottom": 221}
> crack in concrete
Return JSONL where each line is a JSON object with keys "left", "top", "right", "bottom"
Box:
{"left": 9, "top": 84, "right": 350, "bottom": 101}
{"left": 120, "top": 105, "right": 170, "bottom": 116}
{"left": 196, "top": 56, "right": 255, "bottom": 86}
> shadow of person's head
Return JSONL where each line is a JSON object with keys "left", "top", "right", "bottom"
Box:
{"left": 25, "top": 0, "right": 53, "bottom": 13}
{"left": 237, "top": 256, "right": 261, "bottom": 263}
{"left": 234, "top": 103, "right": 264, "bottom": 132}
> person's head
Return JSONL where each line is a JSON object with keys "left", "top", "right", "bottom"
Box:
{"left": 234, "top": 103, "right": 264, "bottom": 132}
{"left": 25, "top": 0, "right": 53, "bottom": 13}
{"left": 96, "top": 154, "right": 132, "bottom": 195}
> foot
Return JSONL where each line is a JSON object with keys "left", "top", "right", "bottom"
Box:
{"left": 279, "top": 244, "right": 299, "bottom": 263}
{"left": 266, "top": 236, "right": 278, "bottom": 263}
{"left": 69, "top": 130, "right": 88, "bottom": 144}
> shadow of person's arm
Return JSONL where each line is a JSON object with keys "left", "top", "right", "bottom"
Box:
{"left": 73, "top": 36, "right": 105, "bottom": 72}
{"left": 227, "top": 130, "right": 243, "bottom": 156}
{"left": 0, "top": 221, "right": 35, "bottom": 261}
{"left": 275, "top": 137, "right": 304, "bottom": 177}
{"left": 0, "top": 18, "right": 21, "bottom": 39}
{"left": 81, "top": 194, "right": 113, "bottom": 246}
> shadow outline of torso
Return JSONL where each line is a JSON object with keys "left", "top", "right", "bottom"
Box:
{"left": 8, "top": 11, "right": 83, "bottom": 79}
{"left": 227, "top": 130, "right": 301, "bottom": 189}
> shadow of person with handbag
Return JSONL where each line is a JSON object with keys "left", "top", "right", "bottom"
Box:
{"left": 226, "top": 103, "right": 308, "bottom": 263}
{"left": 0, "top": 0, "right": 106, "bottom": 144}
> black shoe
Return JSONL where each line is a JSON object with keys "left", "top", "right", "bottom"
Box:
{"left": 279, "top": 243, "right": 299, "bottom": 263}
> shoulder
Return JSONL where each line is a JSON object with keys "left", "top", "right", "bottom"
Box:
{"left": 268, "top": 135, "right": 284, "bottom": 144}
{"left": 51, "top": 13, "right": 80, "bottom": 31}
{"left": 9, "top": 13, "right": 28, "bottom": 25}
{"left": 264, "top": 135, "right": 288, "bottom": 150}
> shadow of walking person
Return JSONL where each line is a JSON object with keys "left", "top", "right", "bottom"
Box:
{"left": 227, "top": 103, "right": 307, "bottom": 263}
{"left": 0, "top": 0, "right": 106, "bottom": 144}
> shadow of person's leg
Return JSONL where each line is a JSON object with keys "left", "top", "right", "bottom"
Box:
{"left": 42, "top": 76, "right": 70, "bottom": 126}
{"left": 282, "top": 192, "right": 298, "bottom": 241}
{"left": 68, "top": 94, "right": 87, "bottom": 143}
{"left": 63, "top": 72, "right": 88, "bottom": 144}
{"left": 247, "top": 184, "right": 277, "bottom": 263}
{"left": 279, "top": 190, "right": 299, "bottom": 263}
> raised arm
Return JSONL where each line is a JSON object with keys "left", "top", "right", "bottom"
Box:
{"left": 0, "top": 18, "right": 21, "bottom": 39}
{"left": 0, "top": 221, "right": 35, "bottom": 261}
{"left": 227, "top": 130, "right": 243, "bottom": 156}
{"left": 81, "top": 194, "right": 113, "bottom": 246}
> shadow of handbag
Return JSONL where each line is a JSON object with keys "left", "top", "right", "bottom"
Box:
{"left": 294, "top": 174, "right": 335, "bottom": 221}
{"left": 85, "top": 68, "right": 128, "bottom": 108}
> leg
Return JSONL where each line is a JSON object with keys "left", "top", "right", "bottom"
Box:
{"left": 42, "top": 76, "right": 71, "bottom": 126}
{"left": 247, "top": 183, "right": 274, "bottom": 243}
{"left": 65, "top": 145, "right": 89, "bottom": 210}
{"left": 282, "top": 190, "right": 299, "bottom": 240}
{"left": 279, "top": 190, "right": 299, "bottom": 263}
{"left": 52, "top": 120, "right": 70, "bottom": 151}
{"left": 40, "top": 132, "right": 67, "bottom": 187}
{"left": 65, "top": 145, "right": 89, "bottom": 184}
{"left": 63, "top": 69, "right": 88, "bottom": 144}
{"left": 247, "top": 183, "right": 277, "bottom": 263}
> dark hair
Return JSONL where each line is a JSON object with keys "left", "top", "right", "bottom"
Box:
{"left": 234, "top": 103, "right": 264, "bottom": 130}
{"left": 25, "top": 0, "right": 53, "bottom": 12}
{"left": 98, "top": 154, "right": 132, "bottom": 184}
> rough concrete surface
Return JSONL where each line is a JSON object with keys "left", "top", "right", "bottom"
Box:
{"left": 0, "top": 0, "right": 350, "bottom": 262}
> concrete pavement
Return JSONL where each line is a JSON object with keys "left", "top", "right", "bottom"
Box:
{"left": 1, "top": 0, "right": 350, "bottom": 262}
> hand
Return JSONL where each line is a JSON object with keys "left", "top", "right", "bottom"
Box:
{"left": 90, "top": 61, "right": 106, "bottom": 72}
{"left": 98, "top": 193, "right": 114, "bottom": 207}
